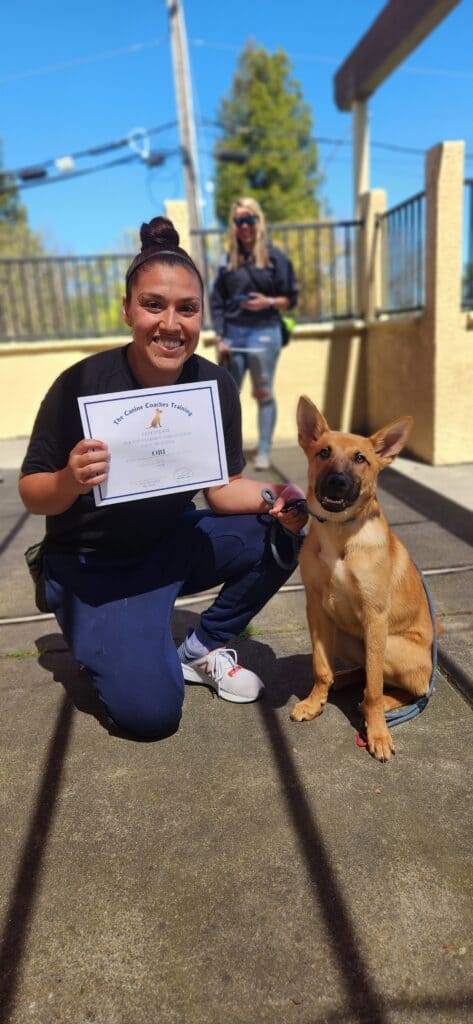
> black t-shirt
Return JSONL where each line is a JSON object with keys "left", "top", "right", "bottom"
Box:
{"left": 21, "top": 345, "right": 245, "bottom": 554}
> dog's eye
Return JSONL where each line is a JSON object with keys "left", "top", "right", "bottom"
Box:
{"left": 353, "top": 452, "right": 367, "bottom": 464}
{"left": 318, "top": 447, "right": 331, "bottom": 459}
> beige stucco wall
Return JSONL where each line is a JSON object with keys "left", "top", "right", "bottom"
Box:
{"left": 364, "top": 140, "right": 473, "bottom": 464}
{"left": 0, "top": 324, "right": 366, "bottom": 448}
{"left": 435, "top": 311, "right": 473, "bottom": 462}
{"left": 364, "top": 309, "right": 473, "bottom": 463}
{"left": 365, "top": 316, "right": 434, "bottom": 459}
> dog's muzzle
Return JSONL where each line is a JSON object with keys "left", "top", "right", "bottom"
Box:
{"left": 316, "top": 471, "right": 360, "bottom": 513}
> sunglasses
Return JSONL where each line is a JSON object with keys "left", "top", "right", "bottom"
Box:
{"left": 233, "top": 214, "right": 257, "bottom": 227}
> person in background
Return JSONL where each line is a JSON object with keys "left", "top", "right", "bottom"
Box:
{"left": 19, "top": 216, "right": 307, "bottom": 742}
{"left": 210, "top": 197, "right": 298, "bottom": 471}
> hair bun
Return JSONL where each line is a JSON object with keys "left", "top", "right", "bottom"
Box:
{"left": 140, "top": 216, "right": 180, "bottom": 252}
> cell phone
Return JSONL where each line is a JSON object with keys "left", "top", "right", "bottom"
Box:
{"left": 235, "top": 292, "right": 250, "bottom": 301}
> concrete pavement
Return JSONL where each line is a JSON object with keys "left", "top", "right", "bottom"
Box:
{"left": 0, "top": 439, "right": 472, "bottom": 1024}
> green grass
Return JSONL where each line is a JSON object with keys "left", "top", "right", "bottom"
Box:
{"left": 238, "top": 624, "right": 264, "bottom": 639}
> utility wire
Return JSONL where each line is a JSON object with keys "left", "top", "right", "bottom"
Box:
{"left": 3, "top": 34, "right": 473, "bottom": 83}
{"left": 1, "top": 119, "right": 471, "bottom": 198}
{"left": 1, "top": 152, "right": 177, "bottom": 195}
{"left": 0, "top": 38, "right": 166, "bottom": 84}
{"left": 2, "top": 154, "right": 140, "bottom": 193}
{"left": 4, "top": 121, "right": 178, "bottom": 179}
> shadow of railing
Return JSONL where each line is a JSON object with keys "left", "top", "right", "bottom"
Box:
{"left": 0, "top": 694, "right": 74, "bottom": 1023}
{"left": 0, "top": 509, "right": 29, "bottom": 558}
{"left": 380, "top": 469, "right": 473, "bottom": 546}
{"left": 258, "top": 700, "right": 388, "bottom": 1024}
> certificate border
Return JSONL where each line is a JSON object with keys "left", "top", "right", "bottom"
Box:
{"left": 79, "top": 382, "right": 228, "bottom": 504}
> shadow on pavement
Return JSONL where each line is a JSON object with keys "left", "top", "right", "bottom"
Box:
{"left": 258, "top": 698, "right": 389, "bottom": 1024}
{"left": 0, "top": 509, "right": 29, "bottom": 558}
{"left": 0, "top": 695, "right": 74, "bottom": 1024}
{"left": 36, "top": 633, "right": 108, "bottom": 727}
{"left": 381, "top": 467, "right": 473, "bottom": 544}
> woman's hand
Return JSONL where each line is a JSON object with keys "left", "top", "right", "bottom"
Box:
{"left": 268, "top": 484, "right": 308, "bottom": 534}
{"left": 19, "top": 438, "right": 110, "bottom": 516}
{"left": 241, "top": 292, "right": 274, "bottom": 312}
{"left": 214, "top": 336, "right": 231, "bottom": 367}
{"left": 215, "top": 336, "right": 231, "bottom": 355}
{"left": 67, "top": 439, "right": 110, "bottom": 494}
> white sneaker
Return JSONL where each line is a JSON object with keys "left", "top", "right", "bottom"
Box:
{"left": 253, "top": 452, "right": 271, "bottom": 471}
{"left": 181, "top": 648, "right": 264, "bottom": 703}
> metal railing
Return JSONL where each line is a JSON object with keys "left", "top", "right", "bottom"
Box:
{"left": 0, "top": 220, "right": 363, "bottom": 342}
{"left": 375, "top": 191, "right": 425, "bottom": 316}
{"left": 0, "top": 254, "right": 131, "bottom": 342}
{"left": 194, "top": 220, "right": 363, "bottom": 328}
{"left": 463, "top": 179, "right": 473, "bottom": 309}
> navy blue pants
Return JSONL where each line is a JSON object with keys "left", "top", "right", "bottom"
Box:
{"left": 44, "top": 509, "right": 299, "bottom": 739}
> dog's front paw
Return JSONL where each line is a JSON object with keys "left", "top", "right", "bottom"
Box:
{"left": 290, "top": 698, "right": 323, "bottom": 722}
{"left": 366, "top": 724, "right": 396, "bottom": 762}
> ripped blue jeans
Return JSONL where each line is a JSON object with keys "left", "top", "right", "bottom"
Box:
{"left": 224, "top": 323, "right": 282, "bottom": 455}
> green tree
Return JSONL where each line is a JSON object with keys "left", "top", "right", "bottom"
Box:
{"left": 213, "top": 43, "right": 321, "bottom": 224}
{"left": 0, "top": 142, "right": 45, "bottom": 257}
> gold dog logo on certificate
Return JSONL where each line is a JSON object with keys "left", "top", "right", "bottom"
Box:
{"left": 150, "top": 409, "right": 162, "bottom": 428}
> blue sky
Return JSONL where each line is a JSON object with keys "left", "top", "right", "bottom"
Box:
{"left": 2, "top": 0, "right": 472, "bottom": 254}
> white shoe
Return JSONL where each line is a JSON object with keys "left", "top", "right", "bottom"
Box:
{"left": 181, "top": 648, "right": 264, "bottom": 703}
{"left": 253, "top": 452, "right": 270, "bottom": 471}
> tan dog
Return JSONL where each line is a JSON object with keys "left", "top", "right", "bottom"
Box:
{"left": 291, "top": 396, "right": 434, "bottom": 762}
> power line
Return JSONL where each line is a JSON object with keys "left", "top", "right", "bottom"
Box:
{"left": 0, "top": 38, "right": 166, "bottom": 84}
{"left": 4, "top": 121, "right": 178, "bottom": 180}
{"left": 3, "top": 34, "right": 473, "bottom": 84}
{"left": 203, "top": 119, "right": 473, "bottom": 160}
{"left": 1, "top": 153, "right": 180, "bottom": 194}
{"left": 1, "top": 119, "right": 471, "bottom": 199}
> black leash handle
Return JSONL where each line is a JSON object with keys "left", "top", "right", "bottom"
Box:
{"left": 261, "top": 488, "right": 305, "bottom": 571}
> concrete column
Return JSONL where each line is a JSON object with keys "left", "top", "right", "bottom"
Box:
{"left": 424, "top": 141, "right": 464, "bottom": 317}
{"left": 164, "top": 199, "right": 190, "bottom": 253}
{"left": 358, "top": 189, "right": 386, "bottom": 319}
{"left": 353, "top": 101, "right": 370, "bottom": 219}
{"left": 423, "top": 140, "right": 467, "bottom": 461}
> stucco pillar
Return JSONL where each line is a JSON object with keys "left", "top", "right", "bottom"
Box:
{"left": 164, "top": 199, "right": 190, "bottom": 253}
{"left": 352, "top": 100, "right": 370, "bottom": 220}
{"left": 423, "top": 140, "right": 467, "bottom": 462}
{"left": 358, "top": 189, "right": 386, "bottom": 319}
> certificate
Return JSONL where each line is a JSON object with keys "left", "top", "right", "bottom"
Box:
{"left": 78, "top": 381, "right": 229, "bottom": 506}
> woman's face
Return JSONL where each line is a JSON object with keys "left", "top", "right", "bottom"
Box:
{"left": 233, "top": 205, "right": 258, "bottom": 252}
{"left": 122, "top": 260, "right": 203, "bottom": 386}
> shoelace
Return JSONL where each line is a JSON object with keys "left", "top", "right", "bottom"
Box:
{"left": 206, "top": 648, "right": 239, "bottom": 681}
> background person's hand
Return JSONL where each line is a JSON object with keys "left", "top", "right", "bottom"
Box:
{"left": 241, "top": 292, "right": 274, "bottom": 312}
{"left": 215, "top": 336, "right": 231, "bottom": 367}
{"left": 67, "top": 439, "right": 110, "bottom": 494}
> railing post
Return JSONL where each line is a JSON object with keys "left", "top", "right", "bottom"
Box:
{"left": 358, "top": 189, "right": 386, "bottom": 319}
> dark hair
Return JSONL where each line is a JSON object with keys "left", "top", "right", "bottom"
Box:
{"left": 125, "top": 216, "right": 204, "bottom": 301}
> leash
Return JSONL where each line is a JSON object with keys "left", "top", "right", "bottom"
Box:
{"left": 384, "top": 566, "right": 437, "bottom": 727}
{"left": 356, "top": 566, "right": 438, "bottom": 746}
{"left": 261, "top": 487, "right": 306, "bottom": 572}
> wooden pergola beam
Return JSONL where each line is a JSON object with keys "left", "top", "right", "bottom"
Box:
{"left": 334, "top": 0, "right": 462, "bottom": 111}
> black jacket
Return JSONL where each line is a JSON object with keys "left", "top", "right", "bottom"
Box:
{"left": 209, "top": 243, "right": 298, "bottom": 337}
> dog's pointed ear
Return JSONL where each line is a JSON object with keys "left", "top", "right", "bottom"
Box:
{"left": 370, "top": 416, "right": 413, "bottom": 465}
{"left": 297, "top": 396, "right": 330, "bottom": 452}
